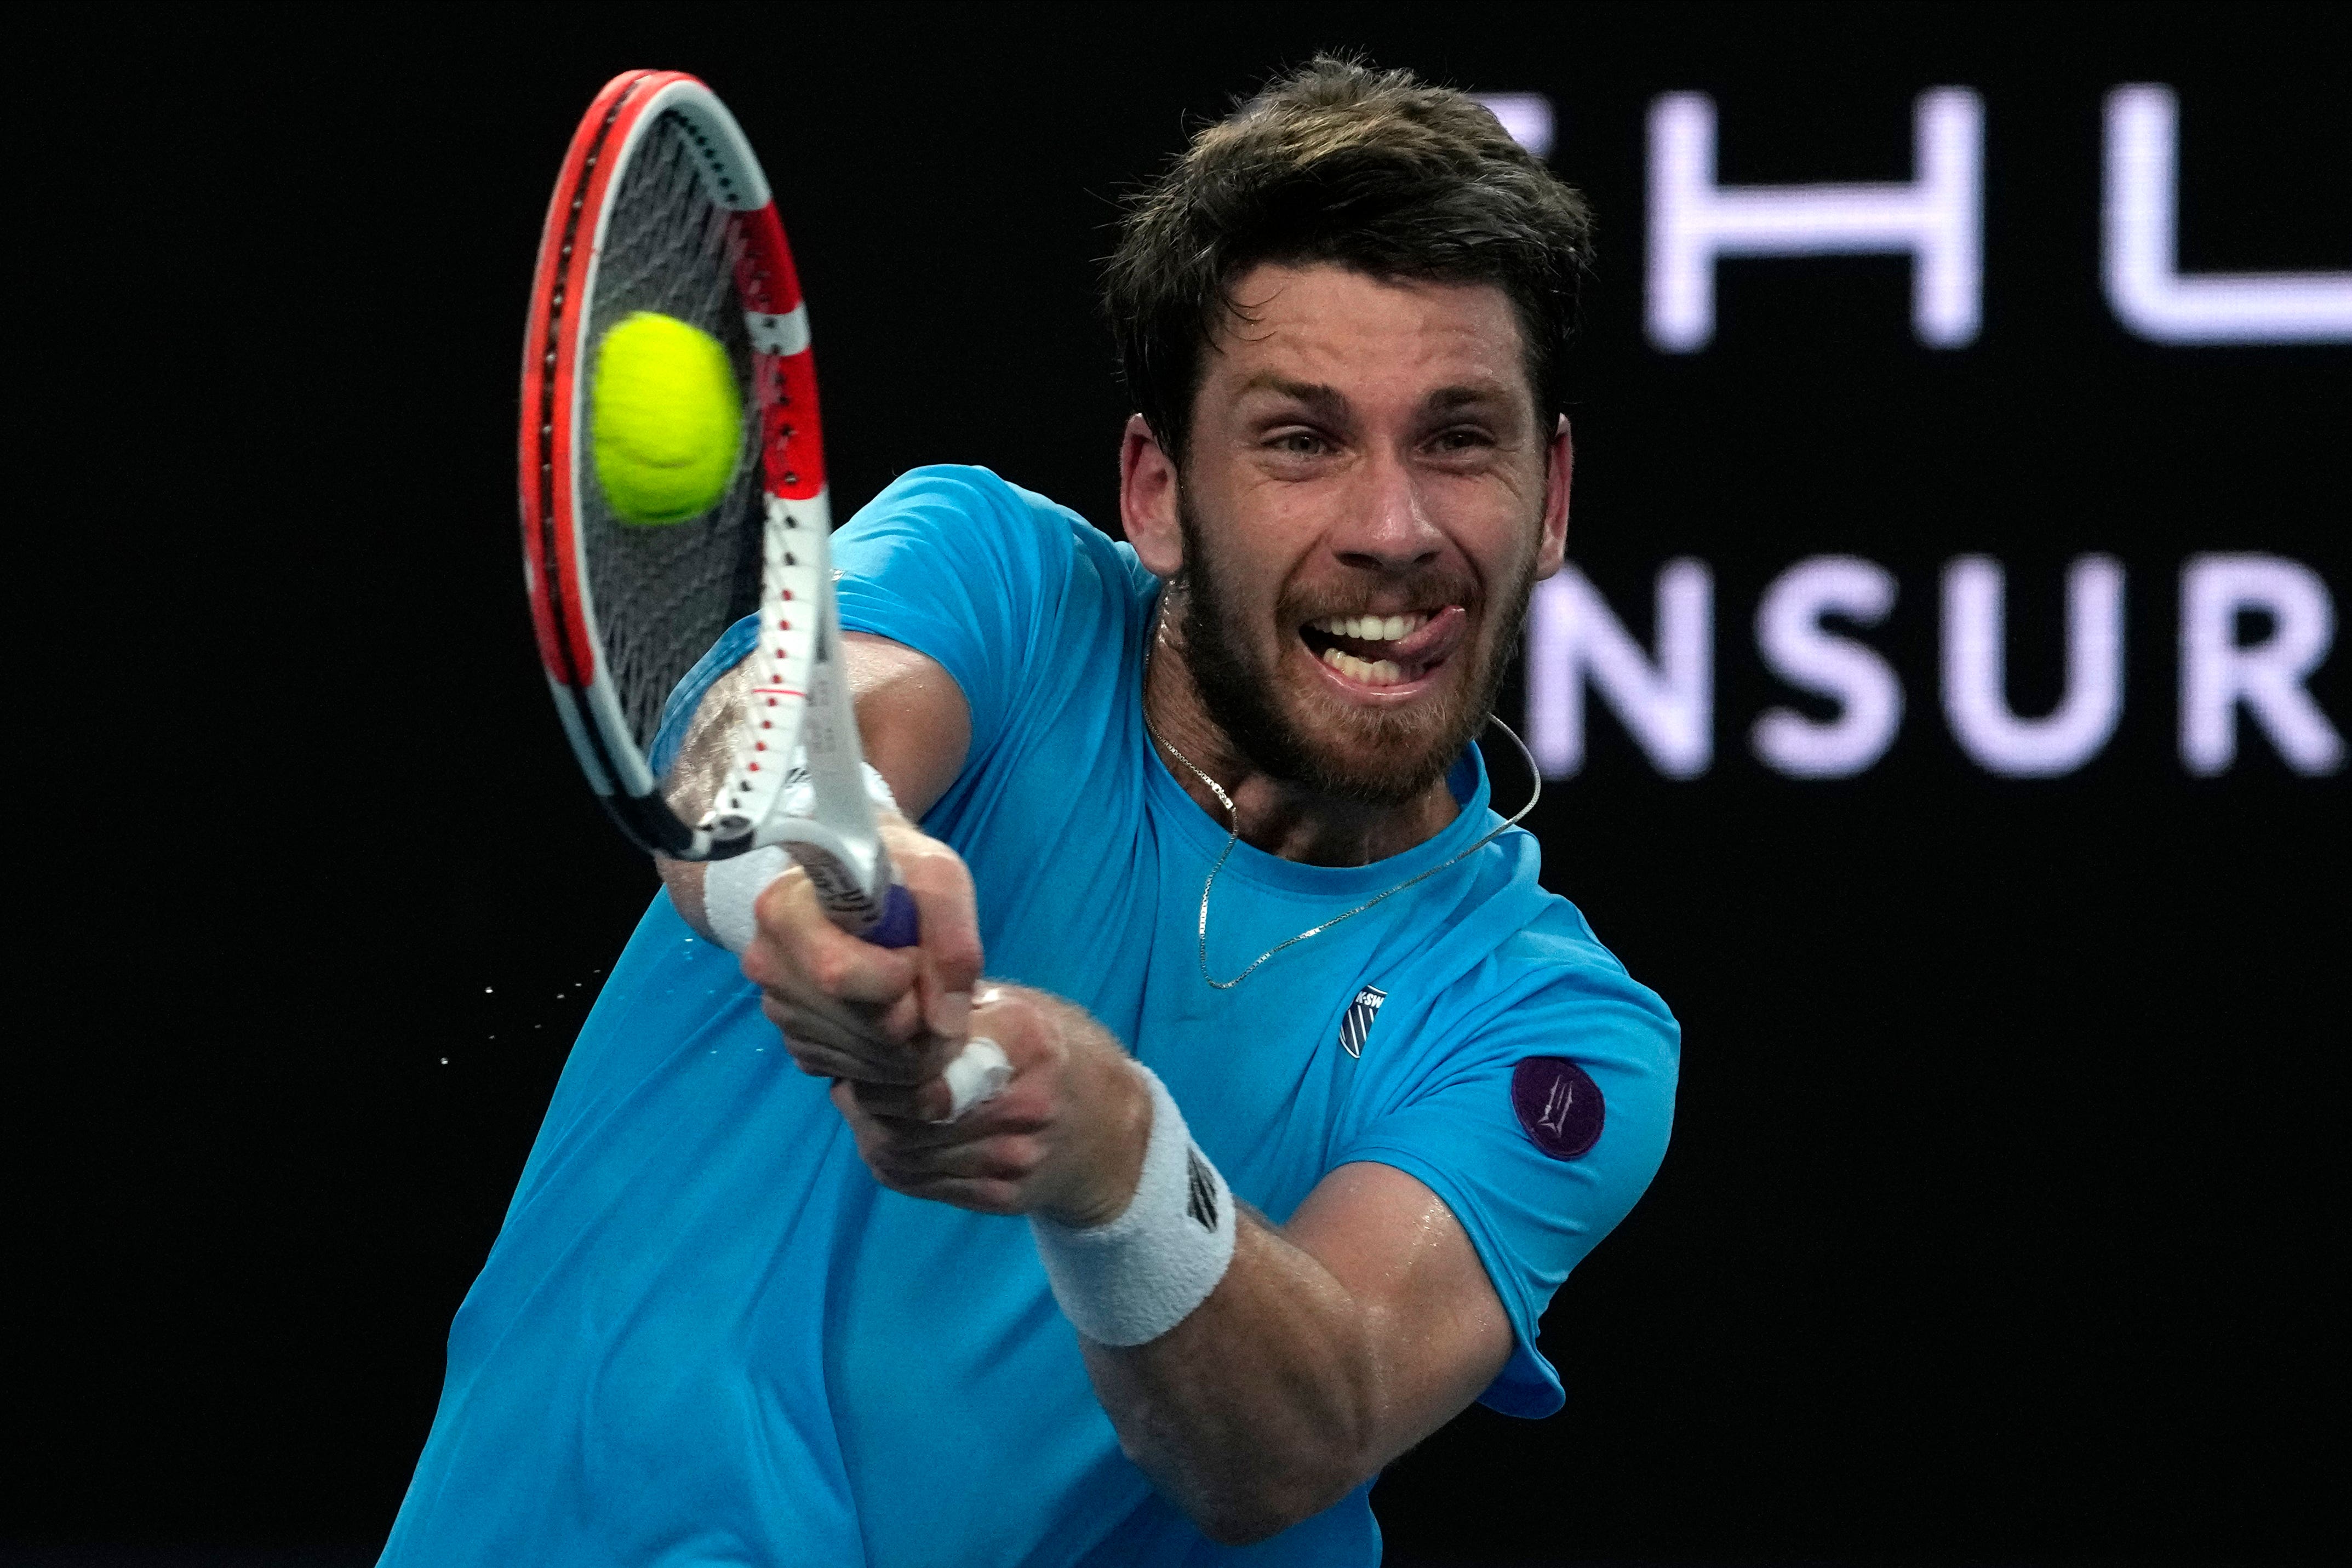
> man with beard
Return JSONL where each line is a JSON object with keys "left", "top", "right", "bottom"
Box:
{"left": 380, "top": 57, "right": 1676, "bottom": 1568}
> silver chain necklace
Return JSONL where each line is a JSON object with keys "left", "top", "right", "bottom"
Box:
{"left": 1141, "top": 627, "right": 1544, "bottom": 989}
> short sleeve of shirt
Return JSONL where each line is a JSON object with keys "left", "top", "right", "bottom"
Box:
{"left": 831, "top": 465, "right": 1138, "bottom": 759}
{"left": 1336, "top": 908, "right": 1680, "bottom": 1416}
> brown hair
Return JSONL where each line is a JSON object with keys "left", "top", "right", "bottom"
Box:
{"left": 1103, "top": 55, "right": 1594, "bottom": 461}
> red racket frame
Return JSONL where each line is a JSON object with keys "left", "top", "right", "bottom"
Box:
{"left": 517, "top": 68, "right": 828, "bottom": 854}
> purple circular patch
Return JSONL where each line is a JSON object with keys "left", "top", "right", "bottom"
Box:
{"left": 1511, "top": 1057, "right": 1605, "bottom": 1159}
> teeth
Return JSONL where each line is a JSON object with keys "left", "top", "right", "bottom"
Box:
{"left": 1311, "top": 611, "right": 1428, "bottom": 644}
{"left": 1321, "top": 646, "right": 1406, "bottom": 685}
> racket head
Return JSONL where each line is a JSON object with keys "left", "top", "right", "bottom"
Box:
{"left": 518, "top": 69, "right": 834, "bottom": 860}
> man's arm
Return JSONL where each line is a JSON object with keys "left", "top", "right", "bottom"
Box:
{"left": 717, "top": 643, "right": 1518, "bottom": 1541}
{"left": 657, "top": 631, "right": 972, "bottom": 937}
{"left": 662, "top": 632, "right": 986, "bottom": 1073}
{"left": 819, "top": 986, "right": 1514, "bottom": 1546}
{"left": 1081, "top": 1160, "right": 1513, "bottom": 1543}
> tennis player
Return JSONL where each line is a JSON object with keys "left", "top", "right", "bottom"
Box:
{"left": 384, "top": 58, "right": 1676, "bottom": 1566}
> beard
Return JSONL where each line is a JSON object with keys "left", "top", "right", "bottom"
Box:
{"left": 1173, "top": 494, "right": 1538, "bottom": 808}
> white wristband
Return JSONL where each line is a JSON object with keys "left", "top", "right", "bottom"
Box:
{"left": 701, "top": 760, "right": 898, "bottom": 954}
{"left": 1029, "top": 1063, "right": 1237, "bottom": 1346}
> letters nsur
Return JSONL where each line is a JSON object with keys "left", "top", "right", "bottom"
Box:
{"left": 1526, "top": 557, "right": 2341, "bottom": 780}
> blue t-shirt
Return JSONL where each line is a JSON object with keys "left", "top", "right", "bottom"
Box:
{"left": 382, "top": 466, "right": 1678, "bottom": 1567}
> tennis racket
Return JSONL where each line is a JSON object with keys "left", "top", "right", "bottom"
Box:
{"left": 518, "top": 68, "right": 1009, "bottom": 1113}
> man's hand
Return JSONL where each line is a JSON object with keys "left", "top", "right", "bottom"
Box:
{"left": 829, "top": 985, "right": 1152, "bottom": 1222}
{"left": 745, "top": 823, "right": 1152, "bottom": 1218}
{"left": 739, "top": 816, "right": 984, "bottom": 1089}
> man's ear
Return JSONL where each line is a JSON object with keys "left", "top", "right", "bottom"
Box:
{"left": 1534, "top": 414, "right": 1573, "bottom": 579}
{"left": 1120, "top": 414, "right": 1184, "bottom": 580}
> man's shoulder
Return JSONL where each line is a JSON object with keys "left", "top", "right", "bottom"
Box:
{"left": 835, "top": 464, "right": 1155, "bottom": 765}
{"left": 1415, "top": 829, "right": 1618, "bottom": 979}
{"left": 1392, "top": 848, "right": 1678, "bottom": 1066}
{"left": 858, "top": 462, "right": 1046, "bottom": 526}
{"left": 1500, "top": 889, "right": 1669, "bottom": 1015}
{"left": 849, "top": 463, "right": 1145, "bottom": 587}
{"left": 1494, "top": 887, "right": 1629, "bottom": 982}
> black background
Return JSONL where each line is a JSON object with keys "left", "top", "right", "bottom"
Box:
{"left": 12, "top": 4, "right": 2345, "bottom": 1564}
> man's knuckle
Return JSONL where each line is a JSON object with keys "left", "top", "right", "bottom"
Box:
{"left": 991, "top": 1136, "right": 1041, "bottom": 1180}
{"left": 751, "top": 879, "right": 794, "bottom": 926}
{"left": 908, "top": 845, "right": 972, "bottom": 890}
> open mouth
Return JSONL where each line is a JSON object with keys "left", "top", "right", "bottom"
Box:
{"left": 1297, "top": 606, "right": 1467, "bottom": 689}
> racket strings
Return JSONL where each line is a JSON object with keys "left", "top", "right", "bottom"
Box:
{"left": 582, "top": 110, "right": 768, "bottom": 758}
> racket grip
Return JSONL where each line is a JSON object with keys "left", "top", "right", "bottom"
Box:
{"left": 866, "top": 882, "right": 920, "bottom": 948}
{"left": 861, "top": 882, "right": 1010, "bottom": 1117}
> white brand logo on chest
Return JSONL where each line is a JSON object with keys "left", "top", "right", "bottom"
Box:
{"left": 1336, "top": 986, "right": 1388, "bottom": 1058}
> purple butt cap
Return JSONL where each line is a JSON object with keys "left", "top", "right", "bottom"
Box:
{"left": 866, "top": 883, "right": 920, "bottom": 949}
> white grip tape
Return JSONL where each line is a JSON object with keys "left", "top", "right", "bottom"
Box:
{"left": 701, "top": 760, "right": 900, "bottom": 954}
{"left": 704, "top": 844, "right": 788, "bottom": 955}
{"left": 1029, "top": 1063, "right": 1236, "bottom": 1346}
{"left": 941, "top": 1038, "right": 1014, "bottom": 1118}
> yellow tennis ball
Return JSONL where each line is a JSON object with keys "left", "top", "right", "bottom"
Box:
{"left": 591, "top": 311, "right": 743, "bottom": 525}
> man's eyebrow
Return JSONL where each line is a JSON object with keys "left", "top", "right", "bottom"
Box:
{"left": 1425, "top": 382, "right": 1516, "bottom": 413}
{"left": 1233, "top": 374, "right": 1348, "bottom": 417}
{"left": 1232, "top": 375, "right": 1522, "bottom": 421}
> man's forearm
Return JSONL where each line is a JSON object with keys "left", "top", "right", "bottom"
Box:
{"left": 810, "top": 923, "right": 1508, "bottom": 1542}
{"left": 659, "top": 633, "right": 971, "bottom": 945}
{"left": 1077, "top": 1217, "right": 1387, "bottom": 1545}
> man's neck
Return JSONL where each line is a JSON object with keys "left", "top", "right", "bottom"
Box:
{"left": 1142, "top": 609, "right": 1461, "bottom": 869}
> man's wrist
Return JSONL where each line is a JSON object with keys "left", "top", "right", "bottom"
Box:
{"left": 1039, "top": 1045, "right": 1154, "bottom": 1229}
{"left": 1030, "top": 1063, "right": 1238, "bottom": 1346}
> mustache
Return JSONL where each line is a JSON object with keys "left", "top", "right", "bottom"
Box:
{"left": 1276, "top": 571, "right": 1483, "bottom": 625}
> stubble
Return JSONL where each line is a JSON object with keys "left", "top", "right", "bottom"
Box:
{"left": 1172, "top": 494, "right": 1538, "bottom": 807}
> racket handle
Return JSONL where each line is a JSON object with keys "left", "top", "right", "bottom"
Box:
{"left": 860, "top": 881, "right": 1012, "bottom": 1118}
{"left": 866, "top": 882, "right": 920, "bottom": 949}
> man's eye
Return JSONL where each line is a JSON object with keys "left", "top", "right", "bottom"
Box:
{"left": 1270, "top": 430, "right": 1327, "bottom": 455}
{"left": 1431, "top": 428, "right": 1495, "bottom": 453}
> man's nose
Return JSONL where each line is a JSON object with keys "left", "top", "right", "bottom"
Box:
{"left": 1330, "top": 447, "right": 1445, "bottom": 573}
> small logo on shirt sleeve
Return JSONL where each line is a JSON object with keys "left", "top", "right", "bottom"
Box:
{"left": 1336, "top": 986, "right": 1388, "bottom": 1058}
{"left": 1510, "top": 1057, "right": 1605, "bottom": 1159}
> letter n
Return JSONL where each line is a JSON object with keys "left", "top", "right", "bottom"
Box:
{"left": 1527, "top": 562, "right": 1714, "bottom": 779}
